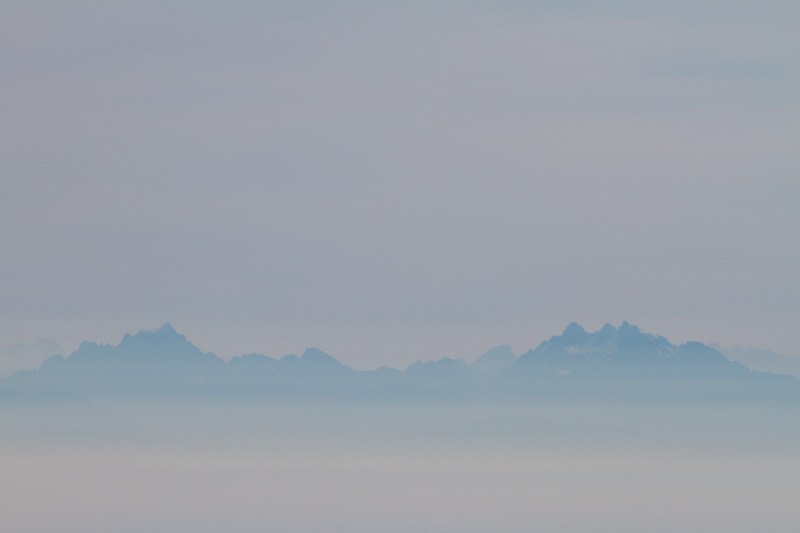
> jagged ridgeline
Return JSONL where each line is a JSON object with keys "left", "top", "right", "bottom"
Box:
{"left": 1, "top": 322, "right": 797, "bottom": 400}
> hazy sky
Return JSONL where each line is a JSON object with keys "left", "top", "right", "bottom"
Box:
{"left": 2, "top": 1, "right": 798, "bottom": 368}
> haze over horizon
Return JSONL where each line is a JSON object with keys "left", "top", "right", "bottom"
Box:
{"left": 4, "top": 319, "right": 800, "bottom": 533}
{"left": 2, "top": 1, "right": 798, "bottom": 368}
{"left": 2, "top": 4, "right": 798, "bottom": 531}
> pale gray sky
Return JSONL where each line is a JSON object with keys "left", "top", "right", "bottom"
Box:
{"left": 2, "top": 1, "right": 798, "bottom": 368}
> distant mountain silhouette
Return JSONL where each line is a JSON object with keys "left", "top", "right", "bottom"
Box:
{"left": 470, "top": 345, "right": 517, "bottom": 376}
{"left": 1, "top": 322, "right": 796, "bottom": 399}
{"left": 405, "top": 357, "right": 470, "bottom": 379}
{"left": 711, "top": 344, "right": 800, "bottom": 379}
{"left": 6, "top": 324, "right": 224, "bottom": 394}
{"left": 0, "top": 338, "right": 62, "bottom": 379}
{"left": 227, "top": 347, "right": 354, "bottom": 378}
{"left": 506, "top": 322, "right": 787, "bottom": 385}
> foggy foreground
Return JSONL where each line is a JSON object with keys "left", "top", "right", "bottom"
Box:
{"left": 2, "top": 396, "right": 799, "bottom": 533}
{"left": 2, "top": 322, "right": 799, "bottom": 532}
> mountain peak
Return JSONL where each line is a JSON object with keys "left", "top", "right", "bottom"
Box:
{"left": 471, "top": 345, "right": 517, "bottom": 375}
{"left": 562, "top": 322, "right": 586, "bottom": 336}
{"left": 116, "top": 323, "right": 203, "bottom": 360}
{"left": 301, "top": 348, "right": 344, "bottom": 368}
{"left": 156, "top": 323, "right": 177, "bottom": 335}
{"left": 138, "top": 323, "right": 183, "bottom": 340}
{"left": 120, "top": 323, "right": 182, "bottom": 343}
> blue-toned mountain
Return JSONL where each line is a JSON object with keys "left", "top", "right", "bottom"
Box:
{"left": 4, "top": 324, "right": 224, "bottom": 394}
{"left": 1, "top": 322, "right": 796, "bottom": 400}
{"left": 507, "top": 322, "right": 776, "bottom": 382}
{"left": 470, "top": 345, "right": 517, "bottom": 376}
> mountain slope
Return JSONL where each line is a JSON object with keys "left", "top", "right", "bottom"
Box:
{"left": 711, "top": 344, "right": 800, "bottom": 379}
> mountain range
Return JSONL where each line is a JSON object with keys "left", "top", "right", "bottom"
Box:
{"left": 2, "top": 322, "right": 796, "bottom": 400}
